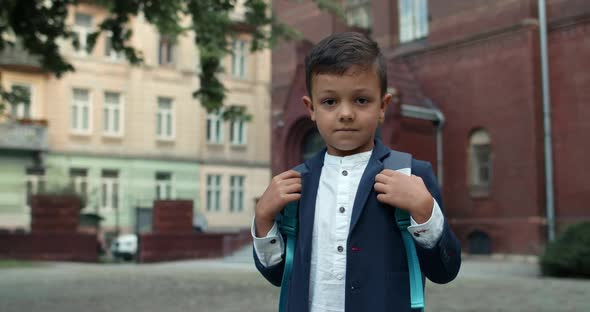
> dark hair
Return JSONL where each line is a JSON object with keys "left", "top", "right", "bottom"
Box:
{"left": 304, "top": 32, "right": 387, "bottom": 97}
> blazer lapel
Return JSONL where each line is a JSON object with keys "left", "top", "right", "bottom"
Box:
{"left": 299, "top": 149, "right": 325, "bottom": 263}
{"left": 348, "top": 140, "right": 390, "bottom": 233}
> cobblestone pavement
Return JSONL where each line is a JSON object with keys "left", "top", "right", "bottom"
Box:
{"left": 0, "top": 257, "right": 588, "bottom": 312}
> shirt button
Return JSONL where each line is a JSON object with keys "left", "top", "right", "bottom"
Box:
{"left": 339, "top": 207, "right": 345, "bottom": 213}
{"left": 342, "top": 170, "right": 348, "bottom": 176}
{"left": 413, "top": 232, "right": 420, "bottom": 238}
{"left": 270, "top": 239, "right": 277, "bottom": 244}
{"left": 337, "top": 245, "right": 344, "bottom": 252}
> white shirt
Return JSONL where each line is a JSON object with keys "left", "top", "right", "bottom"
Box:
{"left": 252, "top": 150, "right": 444, "bottom": 312}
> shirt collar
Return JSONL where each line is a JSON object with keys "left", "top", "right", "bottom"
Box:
{"left": 323, "top": 149, "right": 373, "bottom": 166}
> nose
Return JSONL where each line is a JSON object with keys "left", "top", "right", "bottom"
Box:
{"left": 338, "top": 103, "right": 354, "bottom": 122}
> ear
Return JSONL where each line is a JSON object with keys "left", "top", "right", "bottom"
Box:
{"left": 302, "top": 96, "right": 316, "bottom": 121}
{"left": 380, "top": 93, "right": 392, "bottom": 122}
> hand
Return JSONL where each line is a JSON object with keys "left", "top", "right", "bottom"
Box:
{"left": 255, "top": 170, "right": 302, "bottom": 236}
{"left": 374, "top": 169, "right": 433, "bottom": 224}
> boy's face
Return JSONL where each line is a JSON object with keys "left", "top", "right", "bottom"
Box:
{"left": 303, "top": 65, "right": 391, "bottom": 157}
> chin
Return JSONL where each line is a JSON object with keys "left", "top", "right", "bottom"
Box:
{"left": 328, "top": 142, "right": 371, "bottom": 156}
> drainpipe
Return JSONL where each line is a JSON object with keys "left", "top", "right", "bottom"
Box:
{"left": 538, "top": 0, "right": 556, "bottom": 241}
{"left": 400, "top": 103, "right": 445, "bottom": 187}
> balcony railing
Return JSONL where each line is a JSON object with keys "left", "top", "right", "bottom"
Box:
{"left": 0, "top": 43, "right": 43, "bottom": 71}
{"left": 0, "top": 120, "right": 48, "bottom": 151}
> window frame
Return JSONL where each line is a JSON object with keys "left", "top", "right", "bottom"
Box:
{"left": 156, "top": 97, "right": 175, "bottom": 140}
{"left": 158, "top": 35, "right": 176, "bottom": 66}
{"left": 398, "top": 0, "right": 429, "bottom": 43}
{"left": 25, "top": 168, "right": 46, "bottom": 211}
{"left": 468, "top": 129, "right": 492, "bottom": 196}
{"left": 231, "top": 39, "right": 247, "bottom": 79}
{"left": 104, "top": 31, "right": 124, "bottom": 61}
{"left": 206, "top": 111, "right": 224, "bottom": 144}
{"left": 103, "top": 91, "right": 124, "bottom": 137}
{"left": 155, "top": 172, "right": 174, "bottom": 200}
{"left": 101, "top": 170, "right": 119, "bottom": 211}
{"left": 73, "top": 12, "right": 93, "bottom": 56}
{"left": 10, "top": 83, "right": 33, "bottom": 120}
{"left": 345, "top": 0, "right": 372, "bottom": 29}
{"left": 71, "top": 88, "right": 92, "bottom": 135}
{"left": 230, "top": 117, "right": 247, "bottom": 146}
{"left": 206, "top": 174, "right": 222, "bottom": 212}
{"left": 229, "top": 175, "right": 245, "bottom": 213}
{"left": 70, "top": 168, "right": 89, "bottom": 210}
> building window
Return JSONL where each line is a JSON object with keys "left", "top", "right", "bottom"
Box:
{"left": 398, "top": 0, "right": 428, "bottom": 43}
{"left": 468, "top": 129, "right": 492, "bottom": 194}
{"left": 71, "top": 88, "right": 91, "bottom": 133}
{"left": 25, "top": 167, "right": 46, "bottom": 209}
{"left": 345, "top": 0, "right": 372, "bottom": 29}
{"left": 229, "top": 176, "right": 245, "bottom": 213}
{"left": 70, "top": 168, "right": 88, "bottom": 207}
{"left": 103, "top": 92, "right": 122, "bottom": 136}
{"left": 206, "top": 174, "right": 222, "bottom": 212}
{"left": 155, "top": 172, "right": 173, "bottom": 200}
{"left": 231, "top": 39, "right": 247, "bottom": 79}
{"left": 105, "top": 32, "right": 123, "bottom": 60}
{"left": 10, "top": 84, "right": 32, "bottom": 119}
{"left": 156, "top": 97, "right": 174, "bottom": 139}
{"left": 101, "top": 170, "right": 119, "bottom": 211}
{"left": 207, "top": 111, "right": 224, "bottom": 144}
{"left": 158, "top": 35, "right": 175, "bottom": 66}
{"left": 230, "top": 117, "right": 247, "bottom": 146}
{"left": 74, "top": 13, "right": 93, "bottom": 55}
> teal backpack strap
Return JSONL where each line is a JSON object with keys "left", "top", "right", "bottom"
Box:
{"left": 278, "top": 163, "right": 307, "bottom": 312}
{"left": 384, "top": 150, "right": 425, "bottom": 311}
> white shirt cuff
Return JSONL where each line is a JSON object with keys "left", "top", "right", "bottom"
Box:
{"left": 407, "top": 198, "right": 444, "bottom": 249}
{"left": 251, "top": 217, "right": 285, "bottom": 267}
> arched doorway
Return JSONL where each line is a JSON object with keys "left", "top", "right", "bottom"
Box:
{"left": 468, "top": 230, "right": 492, "bottom": 255}
{"left": 301, "top": 128, "right": 325, "bottom": 161}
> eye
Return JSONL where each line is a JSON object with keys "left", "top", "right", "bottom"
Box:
{"left": 356, "top": 97, "right": 369, "bottom": 105}
{"left": 321, "top": 99, "right": 336, "bottom": 106}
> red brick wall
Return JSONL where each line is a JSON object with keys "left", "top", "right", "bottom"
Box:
{"left": 548, "top": 19, "right": 590, "bottom": 229}
{"left": 139, "top": 230, "right": 252, "bottom": 263}
{"left": 403, "top": 28, "right": 547, "bottom": 253}
{"left": 0, "top": 195, "right": 98, "bottom": 262}
{"left": 271, "top": 1, "right": 590, "bottom": 254}
{"left": 152, "top": 200, "right": 193, "bottom": 234}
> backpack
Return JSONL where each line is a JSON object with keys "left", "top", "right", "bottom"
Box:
{"left": 278, "top": 149, "right": 424, "bottom": 312}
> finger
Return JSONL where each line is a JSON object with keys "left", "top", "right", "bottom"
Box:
{"left": 379, "top": 169, "right": 397, "bottom": 177}
{"left": 373, "top": 182, "right": 387, "bottom": 193}
{"left": 282, "top": 193, "right": 301, "bottom": 203}
{"left": 282, "top": 183, "right": 302, "bottom": 194}
{"left": 376, "top": 193, "right": 386, "bottom": 203}
{"left": 281, "top": 177, "right": 302, "bottom": 186}
{"left": 281, "top": 170, "right": 302, "bottom": 178}
{"left": 374, "top": 173, "right": 390, "bottom": 184}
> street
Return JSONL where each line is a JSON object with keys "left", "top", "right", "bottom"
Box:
{"left": 0, "top": 255, "right": 588, "bottom": 312}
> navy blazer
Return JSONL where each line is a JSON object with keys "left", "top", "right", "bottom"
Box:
{"left": 254, "top": 140, "right": 462, "bottom": 312}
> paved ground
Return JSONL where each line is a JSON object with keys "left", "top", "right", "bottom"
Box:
{"left": 0, "top": 254, "right": 588, "bottom": 312}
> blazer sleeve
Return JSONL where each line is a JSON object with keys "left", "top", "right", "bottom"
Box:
{"left": 253, "top": 214, "right": 287, "bottom": 287}
{"left": 412, "top": 159, "right": 462, "bottom": 284}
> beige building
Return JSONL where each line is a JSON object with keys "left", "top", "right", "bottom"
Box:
{"left": 0, "top": 3, "right": 271, "bottom": 233}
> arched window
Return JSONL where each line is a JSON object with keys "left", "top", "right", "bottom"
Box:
{"left": 302, "top": 128, "right": 325, "bottom": 161}
{"left": 468, "top": 129, "right": 492, "bottom": 195}
{"left": 468, "top": 230, "right": 492, "bottom": 255}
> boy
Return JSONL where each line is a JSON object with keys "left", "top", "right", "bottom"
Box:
{"left": 252, "top": 32, "right": 461, "bottom": 312}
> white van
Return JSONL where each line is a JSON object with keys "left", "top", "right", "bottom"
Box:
{"left": 110, "top": 234, "right": 138, "bottom": 261}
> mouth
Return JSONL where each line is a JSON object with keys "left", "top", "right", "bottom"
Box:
{"left": 335, "top": 129, "right": 358, "bottom": 132}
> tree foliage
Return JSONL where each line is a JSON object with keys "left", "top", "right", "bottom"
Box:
{"left": 0, "top": 0, "right": 340, "bottom": 120}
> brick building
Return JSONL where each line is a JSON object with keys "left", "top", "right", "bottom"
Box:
{"left": 270, "top": 0, "right": 590, "bottom": 254}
